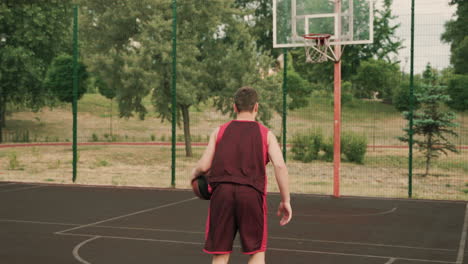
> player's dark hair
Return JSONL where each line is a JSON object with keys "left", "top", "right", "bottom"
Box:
{"left": 234, "top": 86, "right": 258, "bottom": 112}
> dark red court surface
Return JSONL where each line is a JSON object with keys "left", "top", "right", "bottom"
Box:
{"left": 0, "top": 181, "right": 467, "bottom": 264}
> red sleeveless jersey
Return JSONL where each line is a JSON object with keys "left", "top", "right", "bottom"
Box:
{"left": 209, "top": 120, "right": 269, "bottom": 194}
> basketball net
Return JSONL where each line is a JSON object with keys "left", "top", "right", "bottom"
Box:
{"left": 302, "top": 34, "right": 336, "bottom": 63}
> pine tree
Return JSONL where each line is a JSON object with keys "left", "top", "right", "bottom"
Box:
{"left": 399, "top": 86, "right": 459, "bottom": 176}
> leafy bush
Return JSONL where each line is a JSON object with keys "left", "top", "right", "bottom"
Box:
{"left": 291, "top": 130, "right": 323, "bottom": 163}
{"left": 447, "top": 74, "right": 468, "bottom": 111}
{"left": 321, "top": 138, "right": 334, "bottom": 162}
{"left": 393, "top": 81, "right": 423, "bottom": 112}
{"left": 44, "top": 54, "right": 88, "bottom": 103}
{"left": 8, "top": 152, "right": 21, "bottom": 170}
{"left": 341, "top": 132, "right": 368, "bottom": 164}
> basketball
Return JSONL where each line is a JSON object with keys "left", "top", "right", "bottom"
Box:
{"left": 191, "top": 174, "right": 212, "bottom": 200}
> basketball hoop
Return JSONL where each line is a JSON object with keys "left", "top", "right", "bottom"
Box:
{"left": 302, "top": 33, "right": 336, "bottom": 63}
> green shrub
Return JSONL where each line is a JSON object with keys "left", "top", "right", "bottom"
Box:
{"left": 393, "top": 81, "right": 423, "bottom": 112}
{"left": 342, "top": 132, "right": 368, "bottom": 164}
{"left": 321, "top": 138, "right": 334, "bottom": 162}
{"left": 177, "top": 135, "right": 184, "bottom": 142}
{"left": 150, "top": 134, "right": 156, "bottom": 141}
{"left": 8, "top": 153, "right": 21, "bottom": 170}
{"left": 96, "top": 159, "right": 109, "bottom": 167}
{"left": 447, "top": 74, "right": 468, "bottom": 111}
{"left": 12, "top": 129, "right": 30, "bottom": 143}
{"left": 291, "top": 130, "right": 323, "bottom": 163}
{"left": 91, "top": 133, "right": 99, "bottom": 142}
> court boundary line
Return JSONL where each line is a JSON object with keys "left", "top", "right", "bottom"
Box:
{"left": 1, "top": 181, "right": 466, "bottom": 204}
{"left": 73, "top": 236, "right": 100, "bottom": 264}
{"left": 0, "top": 185, "right": 45, "bottom": 193}
{"left": 58, "top": 232, "right": 456, "bottom": 264}
{"left": 0, "top": 218, "right": 457, "bottom": 252}
{"left": 55, "top": 197, "right": 197, "bottom": 234}
{"left": 456, "top": 203, "right": 468, "bottom": 264}
{"left": 285, "top": 207, "right": 397, "bottom": 217}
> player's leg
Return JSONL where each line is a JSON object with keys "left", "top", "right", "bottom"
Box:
{"left": 235, "top": 185, "right": 267, "bottom": 257}
{"left": 248, "top": 252, "right": 265, "bottom": 264}
{"left": 212, "top": 253, "right": 230, "bottom": 264}
{"left": 204, "top": 184, "right": 236, "bottom": 255}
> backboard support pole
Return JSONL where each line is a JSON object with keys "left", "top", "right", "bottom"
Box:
{"left": 333, "top": 0, "right": 342, "bottom": 198}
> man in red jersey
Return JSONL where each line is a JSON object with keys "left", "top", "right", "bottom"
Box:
{"left": 191, "top": 86, "right": 292, "bottom": 264}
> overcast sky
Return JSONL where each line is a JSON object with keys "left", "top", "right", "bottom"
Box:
{"left": 387, "top": 0, "right": 456, "bottom": 73}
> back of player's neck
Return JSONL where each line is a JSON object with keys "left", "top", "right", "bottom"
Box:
{"left": 236, "top": 112, "right": 256, "bottom": 121}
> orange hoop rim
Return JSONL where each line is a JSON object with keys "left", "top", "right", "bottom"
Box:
{"left": 302, "top": 33, "right": 332, "bottom": 40}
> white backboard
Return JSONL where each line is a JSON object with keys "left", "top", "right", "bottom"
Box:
{"left": 273, "top": 0, "right": 374, "bottom": 48}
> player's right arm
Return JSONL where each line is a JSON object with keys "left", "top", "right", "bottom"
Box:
{"left": 190, "top": 127, "right": 219, "bottom": 182}
{"left": 267, "top": 131, "right": 292, "bottom": 226}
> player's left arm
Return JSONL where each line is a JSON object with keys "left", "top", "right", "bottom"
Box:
{"left": 190, "top": 127, "right": 218, "bottom": 181}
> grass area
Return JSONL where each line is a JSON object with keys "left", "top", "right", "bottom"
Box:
{"left": 0, "top": 145, "right": 466, "bottom": 200}
{"left": 1, "top": 93, "right": 467, "bottom": 200}
{"left": 4, "top": 92, "right": 467, "bottom": 145}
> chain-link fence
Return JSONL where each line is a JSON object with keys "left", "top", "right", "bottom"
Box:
{"left": 0, "top": 1, "right": 466, "bottom": 200}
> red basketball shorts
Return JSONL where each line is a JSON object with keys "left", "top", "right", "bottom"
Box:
{"left": 203, "top": 183, "right": 267, "bottom": 254}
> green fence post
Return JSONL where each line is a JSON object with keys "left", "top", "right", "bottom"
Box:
{"left": 282, "top": 48, "right": 288, "bottom": 161}
{"left": 72, "top": 5, "right": 78, "bottom": 182}
{"left": 408, "top": 0, "right": 415, "bottom": 198}
{"left": 171, "top": 0, "right": 177, "bottom": 188}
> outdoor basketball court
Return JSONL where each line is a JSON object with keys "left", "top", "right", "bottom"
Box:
{"left": 0, "top": 181, "right": 466, "bottom": 264}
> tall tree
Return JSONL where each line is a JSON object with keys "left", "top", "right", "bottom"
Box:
{"left": 399, "top": 86, "right": 459, "bottom": 176}
{"left": 78, "top": 0, "right": 154, "bottom": 119}
{"left": 44, "top": 54, "right": 89, "bottom": 103}
{"left": 353, "top": 59, "right": 400, "bottom": 101}
{"left": 96, "top": 73, "right": 117, "bottom": 137}
{"left": 234, "top": 0, "right": 277, "bottom": 56}
{"left": 0, "top": 2, "right": 73, "bottom": 142}
{"left": 447, "top": 75, "right": 468, "bottom": 112}
{"left": 201, "top": 9, "right": 282, "bottom": 126}
{"left": 441, "top": 0, "right": 468, "bottom": 74}
{"left": 422, "top": 63, "right": 439, "bottom": 86}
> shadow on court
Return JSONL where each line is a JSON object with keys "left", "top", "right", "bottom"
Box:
{"left": 0, "top": 182, "right": 466, "bottom": 264}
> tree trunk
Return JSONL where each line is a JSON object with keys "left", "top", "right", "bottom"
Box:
{"left": 181, "top": 104, "right": 193, "bottom": 157}
{"left": 424, "top": 134, "right": 433, "bottom": 177}
{"left": 110, "top": 98, "right": 113, "bottom": 138}
{"left": 460, "top": 114, "right": 464, "bottom": 153}
{"left": 0, "top": 97, "right": 5, "bottom": 143}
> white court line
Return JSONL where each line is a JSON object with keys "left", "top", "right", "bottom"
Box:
{"left": 0, "top": 218, "right": 457, "bottom": 252}
{"left": 58, "top": 232, "right": 455, "bottom": 264}
{"left": 61, "top": 232, "right": 204, "bottom": 246}
{"left": 72, "top": 236, "right": 100, "bottom": 264}
{"left": 96, "top": 225, "right": 205, "bottom": 235}
{"left": 286, "top": 207, "right": 398, "bottom": 217}
{"left": 456, "top": 203, "right": 468, "bottom": 264}
{"left": 55, "top": 197, "right": 197, "bottom": 234}
{"left": 269, "top": 236, "right": 456, "bottom": 252}
{"left": 0, "top": 185, "right": 45, "bottom": 193}
{"left": 385, "top": 258, "right": 397, "bottom": 264}
{"left": 266, "top": 247, "right": 454, "bottom": 264}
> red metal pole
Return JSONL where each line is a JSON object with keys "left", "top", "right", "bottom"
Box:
{"left": 333, "top": 0, "right": 342, "bottom": 198}
{"left": 333, "top": 53, "right": 341, "bottom": 198}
